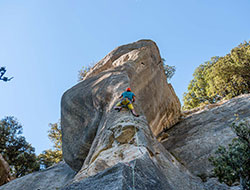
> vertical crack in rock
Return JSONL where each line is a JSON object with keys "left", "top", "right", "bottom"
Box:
{"left": 1, "top": 41, "right": 244, "bottom": 190}
{"left": 61, "top": 40, "right": 205, "bottom": 189}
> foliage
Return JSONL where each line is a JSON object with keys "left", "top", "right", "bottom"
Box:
{"left": 78, "top": 65, "right": 92, "bottom": 81}
{"left": 38, "top": 122, "right": 62, "bottom": 169}
{"left": 0, "top": 67, "right": 13, "bottom": 82}
{"left": 48, "top": 122, "right": 62, "bottom": 150}
{"left": 183, "top": 41, "right": 250, "bottom": 110}
{"left": 182, "top": 56, "right": 219, "bottom": 109}
{"left": 209, "top": 120, "right": 250, "bottom": 189}
{"left": 38, "top": 149, "right": 62, "bottom": 169}
{"left": 162, "top": 58, "right": 176, "bottom": 81}
{"left": 0, "top": 116, "right": 40, "bottom": 177}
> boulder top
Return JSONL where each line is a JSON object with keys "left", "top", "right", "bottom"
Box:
{"left": 84, "top": 39, "right": 160, "bottom": 79}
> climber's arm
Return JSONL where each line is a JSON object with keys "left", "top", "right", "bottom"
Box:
{"left": 132, "top": 96, "right": 136, "bottom": 102}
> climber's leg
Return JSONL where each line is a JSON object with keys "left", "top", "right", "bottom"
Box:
{"left": 128, "top": 103, "right": 139, "bottom": 117}
{"left": 114, "top": 102, "right": 122, "bottom": 111}
{"left": 131, "top": 109, "right": 139, "bottom": 117}
{"left": 115, "top": 99, "right": 129, "bottom": 112}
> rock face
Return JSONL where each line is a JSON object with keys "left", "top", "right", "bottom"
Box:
{"left": 161, "top": 94, "right": 250, "bottom": 179}
{"left": 61, "top": 40, "right": 181, "bottom": 172}
{"left": 1, "top": 40, "right": 246, "bottom": 190}
{"left": 0, "top": 154, "right": 11, "bottom": 186}
{"left": 71, "top": 114, "right": 204, "bottom": 189}
{"left": 61, "top": 40, "right": 208, "bottom": 189}
{"left": 0, "top": 162, "right": 76, "bottom": 190}
{"left": 203, "top": 178, "right": 241, "bottom": 190}
{"left": 62, "top": 156, "right": 180, "bottom": 190}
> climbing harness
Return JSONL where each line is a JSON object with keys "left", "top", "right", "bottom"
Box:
{"left": 120, "top": 98, "right": 132, "bottom": 108}
{"left": 116, "top": 98, "right": 139, "bottom": 117}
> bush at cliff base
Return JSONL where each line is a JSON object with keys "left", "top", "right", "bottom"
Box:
{"left": 209, "top": 120, "right": 250, "bottom": 189}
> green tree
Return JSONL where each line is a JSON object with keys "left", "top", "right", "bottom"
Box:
{"left": 209, "top": 120, "right": 250, "bottom": 189}
{"left": 162, "top": 58, "right": 176, "bottom": 81}
{"left": 182, "top": 57, "right": 219, "bottom": 110}
{"left": 38, "top": 122, "right": 62, "bottom": 169}
{"left": 0, "top": 116, "right": 40, "bottom": 177}
{"left": 183, "top": 41, "right": 250, "bottom": 110}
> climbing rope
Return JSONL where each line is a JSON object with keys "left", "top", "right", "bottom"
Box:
{"left": 120, "top": 107, "right": 146, "bottom": 189}
{"left": 130, "top": 115, "right": 145, "bottom": 190}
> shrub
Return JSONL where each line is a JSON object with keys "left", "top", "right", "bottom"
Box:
{"left": 209, "top": 120, "right": 250, "bottom": 189}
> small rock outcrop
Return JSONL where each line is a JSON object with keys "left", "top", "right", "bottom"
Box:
{"left": 0, "top": 154, "right": 11, "bottom": 186}
{"left": 0, "top": 162, "right": 76, "bottom": 190}
{"left": 161, "top": 94, "right": 250, "bottom": 180}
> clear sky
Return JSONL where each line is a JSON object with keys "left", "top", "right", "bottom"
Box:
{"left": 0, "top": 0, "right": 249, "bottom": 154}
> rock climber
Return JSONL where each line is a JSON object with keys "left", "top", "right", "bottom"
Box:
{"left": 114, "top": 87, "right": 139, "bottom": 117}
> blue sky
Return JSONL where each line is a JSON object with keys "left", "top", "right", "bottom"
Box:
{"left": 0, "top": 0, "right": 249, "bottom": 154}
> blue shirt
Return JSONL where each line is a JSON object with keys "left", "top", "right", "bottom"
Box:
{"left": 122, "top": 91, "right": 135, "bottom": 101}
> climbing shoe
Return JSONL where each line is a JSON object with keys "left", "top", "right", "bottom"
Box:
{"left": 115, "top": 107, "right": 122, "bottom": 112}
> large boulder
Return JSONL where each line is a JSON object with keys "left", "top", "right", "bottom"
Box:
{"left": 0, "top": 154, "right": 11, "bottom": 186}
{"left": 61, "top": 40, "right": 211, "bottom": 189}
{"left": 161, "top": 94, "right": 250, "bottom": 179}
{"left": 61, "top": 39, "right": 181, "bottom": 171}
{"left": 0, "top": 162, "right": 76, "bottom": 190}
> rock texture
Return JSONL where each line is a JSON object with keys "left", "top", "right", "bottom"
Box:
{"left": 71, "top": 114, "right": 203, "bottom": 189}
{"left": 161, "top": 94, "right": 250, "bottom": 179}
{"left": 3, "top": 40, "right": 246, "bottom": 190}
{"left": 203, "top": 178, "right": 241, "bottom": 190}
{"left": 61, "top": 40, "right": 181, "bottom": 172}
{"left": 0, "top": 162, "right": 76, "bottom": 190}
{"left": 61, "top": 40, "right": 207, "bottom": 189}
{"left": 62, "top": 156, "right": 174, "bottom": 190}
{"left": 0, "top": 154, "right": 11, "bottom": 186}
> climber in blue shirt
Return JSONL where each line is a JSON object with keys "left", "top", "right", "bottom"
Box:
{"left": 114, "top": 88, "right": 139, "bottom": 117}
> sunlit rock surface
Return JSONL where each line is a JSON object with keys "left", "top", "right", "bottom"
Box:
{"left": 0, "top": 162, "right": 75, "bottom": 190}
{"left": 61, "top": 40, "right": 181, "bottom": 172}
{"left": 161, "top": 94, "right": 250, "bottom": 180}
{"left": 2, "top": 40, "right": 245, "bottom": 190}
{"left": 61, "top": 40, "right": 208, "bottom": 189}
